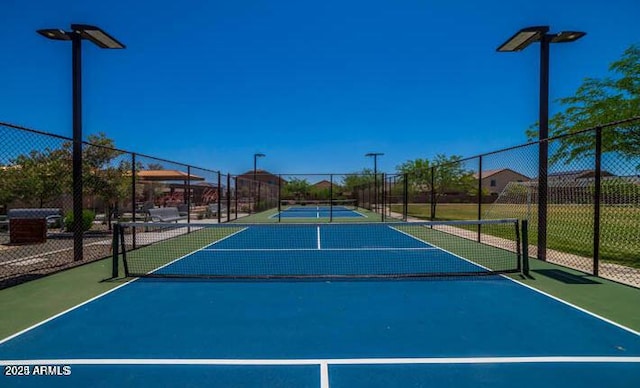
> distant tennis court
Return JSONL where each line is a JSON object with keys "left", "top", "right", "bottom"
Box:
{"left": 271, "top": 200, "right": 366, "bottom": 219}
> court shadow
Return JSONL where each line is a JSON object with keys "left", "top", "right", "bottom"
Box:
{"left": 532, "top": 269, "right": 601, "bottom": 285}
{"left": 100, "top": 276, "right": 131, "bottom": 284}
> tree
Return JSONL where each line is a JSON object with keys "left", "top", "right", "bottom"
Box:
{"left": 396, "top": 158, "right": 431, "bottom": 193}
{"left": 0, "top": 166, "right": 19, "bottom": 208}
{"left": 526, "top": 44, "right": 640, "bottom": 166}
{"left": 10, "top": 148, "right": 71, "bottom": 208}
{"left": 396, "top": 155, "right": 475, "bottom": 195}
{"left": 395, "top": 154, "right": 476, "bottom": 218}
{"left": 342, "top": 169, "right": 374, "bottom": 193}
{"left": 309, "top": 186, "right": 331, "bottom": 200}
{"left": 82, "top": 133, "right": 132, "bottom": 229}
{"left": 281, "top": 178, "right": 312, "bottom": 200}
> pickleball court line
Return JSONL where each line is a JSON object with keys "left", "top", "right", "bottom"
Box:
{"left": 387, "top": 225, "right": 640, "bottom": 337}
{"left": 0, "top": 227, "right": 249, "bottom": 346}
{"left": 3, "top": 356, "right": 640, "bottom": 366}
{"left": 4, "top": 356, "right": 639, "bottom": 388}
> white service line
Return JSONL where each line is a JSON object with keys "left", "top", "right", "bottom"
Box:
{"left": 2, "top": 356, "right": 640, "bottom": 366}
{"left": 320, "top": 361, "right": 329, "bottom": 388}
{"left": 145, "top": 227, "right": 249, "bottom": 275}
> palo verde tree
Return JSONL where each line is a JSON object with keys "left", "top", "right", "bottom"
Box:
{"left": 526, "top": 44, "right": 640, "bottom": 168}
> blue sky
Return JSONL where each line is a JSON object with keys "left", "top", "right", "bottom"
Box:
{"left": 1, "top": 0, "right": 638, "bottom": 175}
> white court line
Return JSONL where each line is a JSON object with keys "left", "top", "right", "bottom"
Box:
{"left": 388, "top": 225, "right": 493, "bottom": 273}
{"left": 387, "top": 224, "right": 640, "bottom": 337}
{"left": 0, "top": 226, "right": 250, "bottom": 346}
{"left": 202, "top": 247, "right": 439, "bottom": 252}
{"left": 320, "top": 361, "right": 329, "bottom": 388}
{"left": 2, "top": 356, "right": 640, "bottom": 366}
{"left": 146, "top": 227, "right": 249, "bottom": 275}
{"left": 317, "top": 226, "right": 321, "bottom": 250}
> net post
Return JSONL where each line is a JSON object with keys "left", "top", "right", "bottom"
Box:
{"left": 120, "top": 224, "right": 129, "bottom": 276}
{"left": 111, "top": 223, "right": 119, "bottom": 278}
{"left": 329, "top": 174, "right": 334, "bottom": 223}
{"left": 521, "top": 219, "right": 530, "bottom": 276}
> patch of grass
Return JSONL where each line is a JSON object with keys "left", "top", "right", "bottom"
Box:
{"left": 391, "top": 203, "right": 640, "bottom": 268}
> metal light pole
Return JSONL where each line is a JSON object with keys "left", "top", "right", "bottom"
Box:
{"left": 365, "top": 152, "right": 384, "bottom": 212}
{"left": 253, "top": 153, "right": 266, "bottom": 212}
{"left": 497, "top": 26, "right": 585, "bottom": 261}
{"left": 38, "top": 25, "right": 125, "bottom": 261}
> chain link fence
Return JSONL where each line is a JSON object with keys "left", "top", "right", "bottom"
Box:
{"left": 1, "top": 117, "right": 639, "bottom": 288}
{"left": 403, "top": 117, "right": 640, "bottom": 287}
{"left": 0, "top": 122, "right": 229, "bottom": 288}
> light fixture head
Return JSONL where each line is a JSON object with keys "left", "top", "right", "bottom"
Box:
{"left": 71, "top": 24, "right": 125, "bottom": 49}
{"left": 37, "top": 29, "right": 71, "bottom": 41}
{"left": 497, "top": 26, "right": 549, "bottom": 52}
{"left": 550, "top": 31, "right": 586, "bottom": 44}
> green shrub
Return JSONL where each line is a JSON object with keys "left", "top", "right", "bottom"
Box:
{"left": 64, "top": 210, "right": 95, "bottom": 232}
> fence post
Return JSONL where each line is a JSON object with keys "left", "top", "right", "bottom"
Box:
{"left": 403, "top": 173, "right": 408, "bottom": 221}
{"left": 226, "top": 173, "right": 231, "bottom": 223}
{"left": 186, "top": 166, "right": 191, "bottom": 225}
{"left": 217, "top": 172, "right": 222, "bottom": 223}
{"left": 430, "top": 166, "right": 436, "bottom": 221}
{"left": 477, "top": 156, "right": 483, "bottom": 242}
{"left": 278, "top": 175, "right": 282, "bottom": 223}
{"left": 329, "top": 174, "right": 334, "bottom": 223}
{"left": 593, "top": 127, "right": 602, "bottom": 276}
{"left": 381, "top": 173, "right": 386, "bottom": 222}
{"left": 234, "top": 177, "right": 238, "bottom": 220}
{"left": 131, "top": 153, "right": 136, "bottom": 250}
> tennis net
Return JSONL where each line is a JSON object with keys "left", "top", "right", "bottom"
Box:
{"left": 113, "top": 219, "right": 523, "bottom": 279}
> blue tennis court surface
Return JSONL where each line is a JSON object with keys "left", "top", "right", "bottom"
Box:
{"left": 1, "top": 224, "right": 639, "bottom": 387}
{"left": 271, "top": 206, "right": 366, "bottom": 219}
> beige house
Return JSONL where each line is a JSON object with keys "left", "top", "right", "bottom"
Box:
{"left": 474, "top": 168, "right": 530, "bottom": 195}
